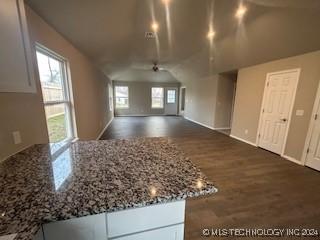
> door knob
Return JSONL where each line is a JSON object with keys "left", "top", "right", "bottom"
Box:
{"left": 280, "top": 118, "right": 287, "bottom": 122}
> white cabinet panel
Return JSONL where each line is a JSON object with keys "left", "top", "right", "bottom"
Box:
{"left": 0, "top": 0, "right": 36, "bottom": 93}
{"left": 43, "top": 213, "right": 107, "bottom": 240}
{"left": 42, "top": 201, "right": 186, "bottom": 240}
{"left": 107, "top": 201, "right": 185, "bottom": 238}
{"left": 114, "top": 224, "right": 184, "bottom": 240}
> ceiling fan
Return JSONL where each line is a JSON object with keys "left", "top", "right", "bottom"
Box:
{"left": 152, "top": 61, "right": 165, "bottom": 72}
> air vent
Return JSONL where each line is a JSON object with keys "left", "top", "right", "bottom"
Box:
{"left": 145, "top": 32, "right": 156, "bottom": 39}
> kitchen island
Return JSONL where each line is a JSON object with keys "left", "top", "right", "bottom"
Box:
{"left": 0, "top": 137, "right": 217, "bottom": 240}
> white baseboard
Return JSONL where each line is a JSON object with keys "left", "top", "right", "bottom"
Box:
{"left": 184, "top": 118, "right": 302, "bottom": 167}
{"left": 214, "top": 127, "right": 231, "bottom": 130}
{"left": 115, "top": 114, "right": 176, "bottom": 117}
{"left": 282, "top": 154, "right": 303, "bottom": 166}
{"left": 97, "top": 116, "right": 114, "bottom": 140}
{"left": 184, "top": 117, "right": 231, "bottom": 131}
{"left": 230, "top": 134, "right": 257, "bottom": 147}
{"left": 184, "top": 116, "right": 215, "bottom": 130}
{"left": 228, "top": 135, "right": 302, "bottom": 166}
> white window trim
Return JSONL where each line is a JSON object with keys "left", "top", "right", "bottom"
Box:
{"left": 36, "top": 44, "right": 76, "bottom": 145}
{"left": 115, "top": 86, "right": 129, "bottom": 109}
{"left": 151, "top": 87, "right": 164, "bottom": 109}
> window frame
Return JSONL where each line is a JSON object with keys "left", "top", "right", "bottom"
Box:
{"left": 115, "top": 86, "right": 129, "bottom": 109}
{"left": 108, "top": 83, "right": 114, "bottom": 112}
{"left": 167, "top": 89, "right": 176, "bottom": 104}
{"left": 36, "top": 44, "right": 76, "bottom": 146}
{"left": 151, "top": 87, "right": 164, "bottom": 109}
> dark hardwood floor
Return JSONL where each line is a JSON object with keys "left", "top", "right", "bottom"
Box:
{"left": 101, "top": 116, "right": 320, "bottom": 239}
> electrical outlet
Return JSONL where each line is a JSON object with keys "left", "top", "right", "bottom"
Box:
{"left": 12, "top": 131, "right": 22, "bottom": 144}
{"left": 245, "top": 129, "right": 248, "bottom": 135}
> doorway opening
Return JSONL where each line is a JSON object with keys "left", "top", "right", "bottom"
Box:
{"left": 215, "top": 71, "right": 238, "bottom": 136}
{"left": 180, "top": 87, "right": 186, "bottom": 116}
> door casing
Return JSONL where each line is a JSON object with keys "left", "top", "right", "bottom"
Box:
{"left": 302, "top": 81, "right": 320, "bottom": 166}
{"left": 179, "top": 86, "right": 186, "bottom": 116}
{"left": 164, "top": 87, "right": 178, "bottom": 115}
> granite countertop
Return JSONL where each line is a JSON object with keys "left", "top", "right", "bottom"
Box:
{"left": 0, "top": 137, "right": 217, "bottom": 240}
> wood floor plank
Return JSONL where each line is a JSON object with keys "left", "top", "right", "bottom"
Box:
{"left": 100, "top": 116, "right": 320, "bottom": 239}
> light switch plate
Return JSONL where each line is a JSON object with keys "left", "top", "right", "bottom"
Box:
{"left": 296, "top": 110, "right": 304, "bottom": 116}
{"left": 12, "top": 131, "right": 22, "bottom": 144}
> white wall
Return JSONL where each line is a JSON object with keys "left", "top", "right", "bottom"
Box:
{"left": 231, "top": 50, "right": 320, "bottom": 161}
{"left": 183, "top": 75, "right": 219, "bottom": 128}
{"left": 0, "top": 5, "right": 113, "bottom": 160}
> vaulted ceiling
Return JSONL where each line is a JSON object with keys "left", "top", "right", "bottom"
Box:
{"left": 27, "top": 0, "right": 320, "bottom": 83}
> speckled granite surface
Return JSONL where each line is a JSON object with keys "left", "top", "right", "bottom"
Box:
{"left": 0, "top": 137, "right": 217, "bottom": 240}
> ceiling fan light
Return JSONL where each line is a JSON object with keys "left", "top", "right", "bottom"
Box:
{"left": 235, "top": 5, "right": 247, "bottom": 19}
{"left": 207, "top": 30, "right": 215, "bottom": 39}
{"left": 151, "top": 22, "right": 159, "bottom": 32}
{"left": 162, "top": 0, "right": 171, "bottom": 4}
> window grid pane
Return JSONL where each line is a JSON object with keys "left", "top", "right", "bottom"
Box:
{"left": 115, "top": 86, "right": 129, "bottom": 108}
{"left": 108, "top": 84, "right": 113, "bottom": 111}
{"left": 167, "top": 90, "right": 176, "bottom": 103}
{"left": 45, "top": 103, "right": 69, "bottom": 143}
{"left": 152, "top": 88, "right": 164, "bottom": 108}
{"left": 36, "top": 51, "right": 66, "bottom": 102}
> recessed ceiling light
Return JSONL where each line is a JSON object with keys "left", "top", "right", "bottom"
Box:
{"left": 235, "top": 5, "right": 247, "bottom": 19}
{"left": 207, "top": 30, "right": 215, "bottom": 39}
{"left": 151, "top": 22, "right": 159, "bottom": 32}
{"left": 162, "top": 0, "right": 171, "bottom": 4}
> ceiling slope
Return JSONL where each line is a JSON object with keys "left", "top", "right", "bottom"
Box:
{"left": 27, "top": 0, "right": 320, "bottom": 83}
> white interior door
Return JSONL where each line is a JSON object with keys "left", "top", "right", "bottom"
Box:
{"left": 258, "top": 69, "right": 300, "bottom": 154}
{"left": 305, "top": 85, "right": 320, "bottom": 171}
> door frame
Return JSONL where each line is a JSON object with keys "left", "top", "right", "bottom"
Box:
{"left": 179, "top": 86, "right": 186, "bottom": 116}
{"left": 164, "top": 87, "right": 178, "bottom": 115}
{"left": 256, "top": 68, "right": 301, "bottom": 156}
{"left": 302, "top": 80, "right": 320, "bottom": 166}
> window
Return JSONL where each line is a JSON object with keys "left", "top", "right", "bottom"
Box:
{"left": 115, "top": 86, "right": 129, "bottom": 108}
{"left": 167, "top": 89, "right": 176, "bottom": 103}
{"left": 151, "top": 87, "right": 164, "bottom": 108}
{"left": 108, "top": 83, "right": 113, "bottom": 111}
{"left": 36, "top": 46, "right": 75, "bottom": 146}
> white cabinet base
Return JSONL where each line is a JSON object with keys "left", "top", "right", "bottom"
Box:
{"left": 43, "top": 213, "right": 107, "bottom": 240}
{"left": 43, "top": 200, "right": 186, "bottom": 240}
{"left": 112, "top": 224, "right": 184, "bottom": 240}
{"left": 107, "top": 201, "right": 185, "bottom": 238}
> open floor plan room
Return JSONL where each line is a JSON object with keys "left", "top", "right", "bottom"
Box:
{"left": 1, "top": 0, "right": 320, "bottom": 240}
{"left": 102, "top": 116, "right": 320, "bottom": 239}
